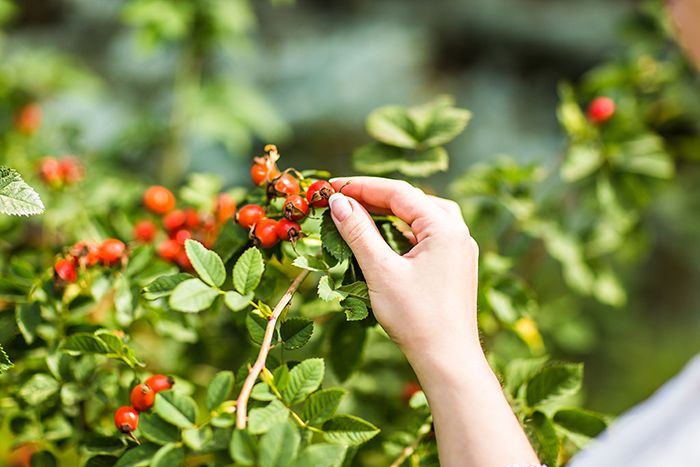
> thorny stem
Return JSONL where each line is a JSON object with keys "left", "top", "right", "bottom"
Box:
{"left": 235, "top": 270, "right": 310, "bottom": 429}
{"left": 389, "top": 415, "right": 433, "bottom": 467}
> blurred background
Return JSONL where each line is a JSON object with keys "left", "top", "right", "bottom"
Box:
{"left": 3, "top": 0, "right": 700, "bottom": 421}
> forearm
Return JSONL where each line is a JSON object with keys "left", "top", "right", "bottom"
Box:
{"left": 407, "top": 341, "right": 539, "bottom": 467}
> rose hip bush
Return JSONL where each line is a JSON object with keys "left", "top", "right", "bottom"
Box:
{"left": 1, "top": 2, "right": 698, "bottom": 466}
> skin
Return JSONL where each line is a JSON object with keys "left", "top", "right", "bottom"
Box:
{"left": 328, "top": 177, "right": 539, "bottom": 467}
{"left": 668, "top": 0, "right": 700, "bottom": 70}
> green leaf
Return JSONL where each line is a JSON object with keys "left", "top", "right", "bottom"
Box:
{"left": 16, "top": 302, "right": 41, "bottom": 344}
{"left": 301, "top": 388, "right": 346, "bottom": 425}
{"left": 251, "top": 383, "right": 276, "bottom": 401}
{"left": 28, "top": 450, "right": 57, "bottom": 467}
{"left": 83, "top": 436, "right": 126, "bottom": 454}
{"left": 329, "top": 321, "right": 366, "bottom": 381}
{"left": 184, "top": 239, "right": 226, "bottom": 288}
{"left": 225, "top": 291, "right": 253, "bottom": 311}
{"left": 0, "top": 343, "right": 12, "bottom": 373}
{"left": 62, "top": 333, "right": 110, "bottom": 354}
{"left": 352, "top": 143, "right": 448, "bottom": 178}
{"left": 320, "top": 210, "right": 352, "bottom": 263}
{"left": 85, "top": 456, "right": 118, "bottom": 467}
{"left": 524, "top": 412, "right": 559, "bottom": 467}
{"left": 366, "top": 105, "right": 418, "bottom": 148}
{"left": 248, "top": 400, "right": 289, "bottom": 435}
{"left": 182, "top": 426, "right": 212, "bottom": 450}
{"left": 419, "top": 106, "right": 471, "bottom": 147}
{"left": 553, "top": 408, "right": 607, "bottom": 438}
{"left": 138, "top": 413, "right": 180, "bottom": 445}
{"left": 561, "top": 145, "right": 604, "bottom": 182}
{"left": 259, "top": 422, "right": 300, "bottom": 467}
{"left": 280, "top": 318, "right": 314, "bottom": 350}
{"left": 154, "top": 391, "right": 198, "bottom": 428}
{"left": 504, "top": 357, "right": 549, "bottom": 397}
{"left": 207, "top": 370, "right": 234, "bottom": 411}
{"left": 613, "top": 135, "right": 674, "bottom": 179}
{"left": 526, "top": 363, "right": 583, "bottom": 408}
{"left": 290, "top": 444, "right": 346, "bottom": 467}
{"left": 593, "top": 268, "right": 626, "bottom": 307}
{"left": 214, "top": 221, "right": 250, "bottom": 262}
{"left": 233, "top": 247, "right": 265, "bottom": 294}
{"left": 230, "top": 429, "right": 257, "bottom": 465}
{"left": 322, "top": 415, "right": 380, "bottom": 446}
{"left": 292, "top": 255, "right": 328, "bottom": 272}
{"left": 114, "top": 443, "right": 159, "bottom": 467}
{"left": 282, "top": 358, "right": 325, "bottom": 405}
{"left": 318, "top": 275, "right": 344, "bottom": 302}
{"left": 246, "top": 313, "right": 276, "bottom": 346}
{"left": 19, "top": 373, "right": 59, "bottom": 405}
{"left": 0, "top": 167, "right": 44, "bottom": 216}
{"left": 341, "top": 297, "right": 368, "bottom": 321}
{"left": 336, "top": 282, "right": 369, "bottom": 301}
{"left": 379, "top": 222, "right": 412, "bottom": 255}
{"left": 169, "top": 278, "right": 219, "bottom": 312}
{"left": 151, "top": 443, "right": 184, "bottom": 467}
{"left": 142, "top": 273, "right": 192, "bottom": 300}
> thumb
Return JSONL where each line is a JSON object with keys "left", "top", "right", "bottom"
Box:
{"left": 328, "top": 193, "right": 396, "bottom": 270}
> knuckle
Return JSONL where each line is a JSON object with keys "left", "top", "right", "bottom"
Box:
{"left": 344, "top": 218, "right": 371, "bottom": 246}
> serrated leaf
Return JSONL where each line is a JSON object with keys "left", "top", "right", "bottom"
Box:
{"left": 320, "top": 210, "right": 352, "bottom": 262}
{"left": 366, "top": 106, "right": 418, "bottom": 148}
{"left": 251, "top": 383, "right": 276, "bottom": 401}
{"left": 114, "top": 443, "right": 159, "bottom": 467}
{"left": 352, "top": 143, "right": 448, "bottom": 178}
{"left": 0, "top": 343, "right": 12, "bottom": 373}
{"left": 83, "top": 436, "right": 126, "bottom": 454}
{"left": 16, "top": 302, "right": 41, "bottom": 344}
{"left": 380, "top": 221, "right": 413, "bottom": 255}
{"left": 524, "top": 412, "right": 559, "bottom": 467}
{"left": 336, "top": 282, "right": 369, "bottom": 301}
{"left": 154, "top": 391, "right": 198, "bottom": 428}
{"left": 553, "top": 408, "right": 607, "bottom": 438}
{"left": 322, "top": 415, "right": 380, "bottom": 446}
{"left": 151, "top": 443, "right": 184, "bottom": 467}
{"left": 225, "top": 291, "right": 253, "bottom": 311}
{"left": 139, "top": 413, "right": 180, "bottom": 445}
{"left": 142, "top": 273, "right": 192, "bottom": 300}
{"left": 301, "top": 388, "right": 346, "bottom": 425}
{"left": 246, "top": 313, "right": 276, "bottom": 346}
{"left": 207, "top": 370, "right": 234, "bottom": 411}
{"left": 233, "top": 247, "right": 265, "bottom": 294}
{"left": 248, "top": 400, "right": 289, "bottom": 435}
{"left": 259, "top": 422, "right": 300, "bottom": 467}
{"left": 526, "top": 363, "right": 583, "bottom": 408}
{"left": 282, "top": 358, "right": 325, "bottom": 405}
{"left": 183, "top": 426, "right": 212, "bottom": 450}
{"left": 62, "top": 333, "right": 110, "bottom": 354}
{"left": 341, "top": 298, "right": 368, "bottom": 321}
{"left": 0, "top": 167, "right": 44, "bottom": 216}
{"left": 318, "top": 275, "right": 344, "bottom": 302}
{"left": 18, "top": 373, "right": 59, "bottom": 405}
{"left": 169, "top": 278, "right": 219, "bottom": 312}
{"left": 419, "top": 106, "right": 471, "bottom": 147}
{"left": 185, "top": 239, "right": 226, "bottom": 287}
{"left": 290, "top": 443, "right": 346, "bottom": 467}
{"left": 329, "top": 322, "right": 366, "bottom": 381}
{"left": 280, "top": 318, "right": 314, "bottom": 350}
{"left": 292, "top": 255, "right": 328, "bottom": 272}
{"left": 230, "top": 429, "right": 257, "bottom": 465}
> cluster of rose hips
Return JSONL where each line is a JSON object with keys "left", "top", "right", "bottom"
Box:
{"left": 137, "top": 185, "right": 237, "bottom": 270}
{"left": 54, "top": 239, "right": 127, "bottom": 283}
{"left": 37, "top": 156, "right": 84, "bottom": 188}
{"left": 587, "top": 96, "right": 616, "bottom": 124}
{"left": 14, "top": 102, "right": 42, "bottom": 135}
{"left": 236, "top": 145, "right": 336, "bottom": 248}
{"left": 114, "top": 374, "right": 174, "bottom": 437}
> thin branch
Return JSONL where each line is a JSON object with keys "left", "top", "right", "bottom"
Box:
{"left": 390, "top": 415, "right": 433, "bottom": 467}
{"left": 235, "top": 270, "right": 310, "bottom": 429}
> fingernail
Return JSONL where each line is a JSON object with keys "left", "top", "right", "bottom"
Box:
{"left": 328, "top": 193, "right": 352, "bottom": 222}
{"left": 328, "top": 177, "right": 340, "bottom": 183}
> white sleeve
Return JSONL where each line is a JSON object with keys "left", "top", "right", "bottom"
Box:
{"left": 569, "top": 354, "right": 700, "bottom": 467}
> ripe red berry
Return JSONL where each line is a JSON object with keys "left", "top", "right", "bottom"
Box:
{"left": 306, "top": 180, "right": 335, "bottom": 208}
{"left": 587, "top": 96, "right": 615, "bottom": 124}
{"left": 216, "top": 193, "right": 237, "bottom": 223}
{"left": 99, "top": 239, "right": 126, "bottom": 265}
{"left": 144, "top": 186, "right": 176, "bottom": 214}
{"left": 252, "top": 218, "right": 280, "bottom": 249}
{"left": 268, "top": 173, "right": 300, "bottom": 198}
{"left": 54, "top": 258, "right": 77, "bottom": 282}
{"left": 15, "top": 103, "right": 42, "bottom": 135}
{"left": 176, "top": 250, "right": 193, "bottom": 270}
{"left": 158, "top": 239, "right": 181, "bottom": 261}
{"left": 58, "top": 156, "right": 83, "bottom": 185}
{"left": 130, "top": 383, "right": 156, "bottom": 412}
{"left": 163, "top": 209, "right": 186, "bottom": 232}
{"left": 71, "top": 241, "right": 99, "bottom": 267}
{"left": 236, "top": 204, "right": 266, "bottom": 230}
{"left": 174, "top": 229, "right": 192, "bottom": 245}
{"left": 133, "top": 220, "right": 157, "bottom": 243}
{"left": 114, "top": 406, "right": 139, "bottom": 434}
{"left": 283, "top": 194, "right": 309, "bottom": 221}
{"left": 145, "top": 374, "right": 174, "bottom": 393}
{"left": 38, "top": 158, "right": 63, "bottom": 186}
{"left": 250, "top": 156, "right": 280, "bottom": 186}
{"left": 277, "top": 218, "right": 302, "bottom": 242}
{"left": 184, "top": 209, "right": 200, "bottom": 229}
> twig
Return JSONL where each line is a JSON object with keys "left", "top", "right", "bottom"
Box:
{"left": 235, "top": 270, "right": 310, "bottom": 429}
{"left": 390, "top": 416, "right": 433, "bottom": 467}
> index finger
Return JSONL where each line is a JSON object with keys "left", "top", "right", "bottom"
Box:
{"left": 330, "top": 177, "right": 447, "bottom": 231}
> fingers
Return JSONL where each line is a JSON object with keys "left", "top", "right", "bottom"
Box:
{"left": 330, "top": 177, "right": 448, "bottom": 242}
{"left": 327, "top": 192, "right": 398, "bottom": 273}
{"left": 427, "top": 195, "right": 468, "bottom": 233}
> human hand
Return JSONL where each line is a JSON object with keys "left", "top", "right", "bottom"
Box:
{"left": 328, "top": 177, "right": 481, "bottom": 364}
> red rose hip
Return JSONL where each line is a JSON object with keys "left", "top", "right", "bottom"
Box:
{"left": 252, "top": 218, "right": 279, "bottom": 248}
{"left": 145, "top": 374, "right": 174, "bottom": 393}
{"left": 130, "top": 383, "right": 156, "bottom": 412}
{"left": 114, "top": 406, "right": 139, "bottom": 433}
{"left": 283, "top": 194, "right": 309, "bottom": 221}
{"left": 133, "top": 220, "right": 157, "bottom": 243}
{"left": 277, "top": 218, "right": 302, "bottom": 242}
{"left": 144, "top": 186, "right": 176, "bottom": 214}
{"left": 587, "top": 96, "right": 615, "bottom": 124}
{"left": 306, "top": 180, "right": 335, "bottom": 208}
{"left": 99, "top": 239, "right": 126, "bottom": 265}
{"left": 54, "top": 258, "right": 77, "bottom": 282}
{"left": 236, "top": 204, "right": 265, "bottom": 230}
